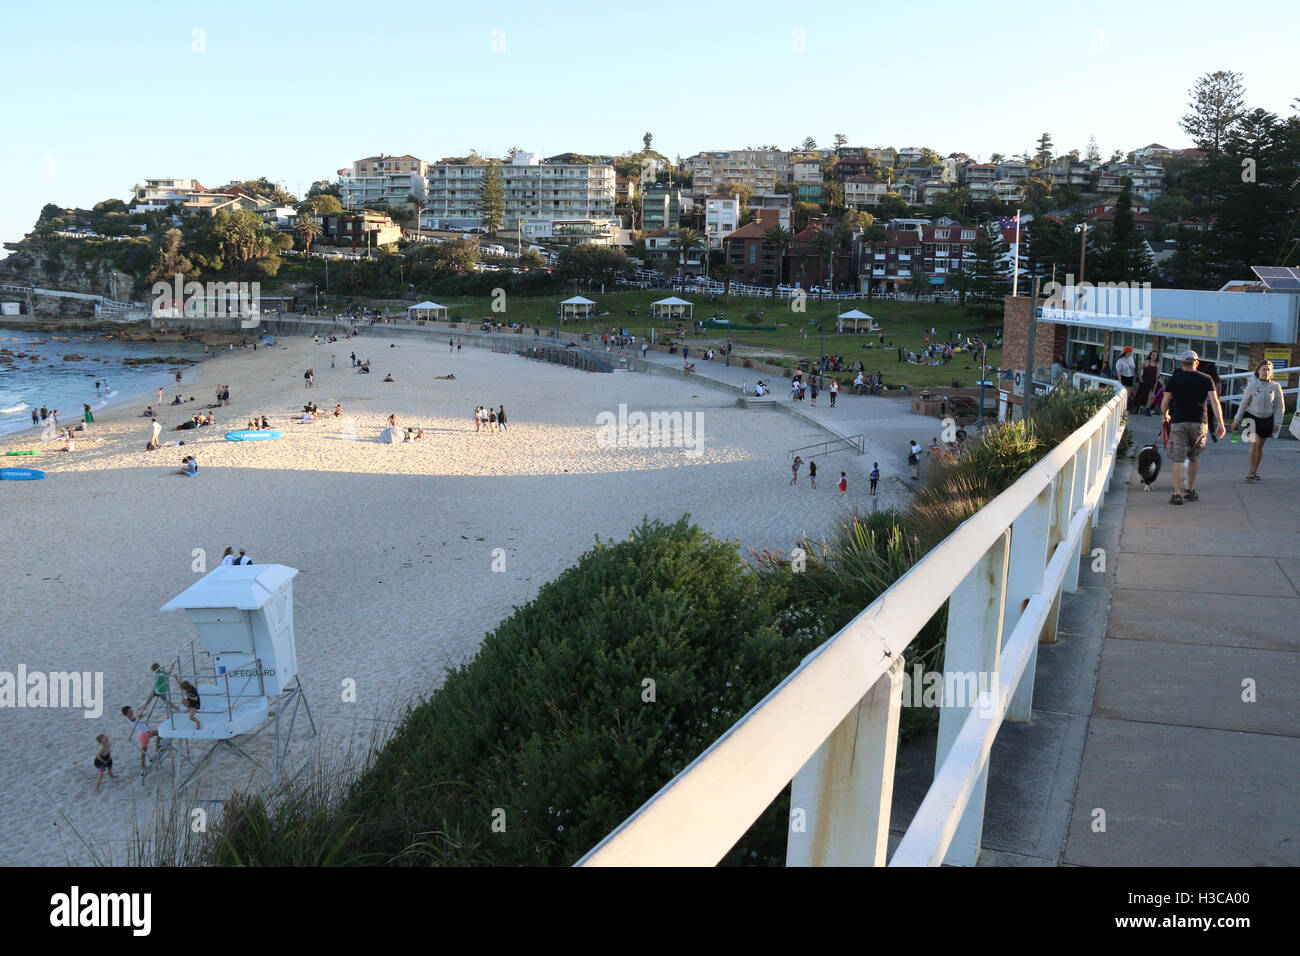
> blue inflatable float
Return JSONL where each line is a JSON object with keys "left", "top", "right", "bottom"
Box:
{"left": 1, "top": 467, "right": 45, "bottom": 480}
{"left": 225, "top": 430, "right": 283, "bottom": 441}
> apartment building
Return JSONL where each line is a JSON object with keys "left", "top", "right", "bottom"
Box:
{"left": 832, "top": 147, "right": 871, "bottom": 180}
{"left": 866, "top": 147, "right": 899, "bottom": 168}
{"left": 996, "top": 160, "right": 1033, "bottom": 183}
{"left": 338, "top": 155, "right": 429, "bottom": 211}
{"left": 704, "top": 195, "right": 740, "bottom": 249}
{"left": 520, "top": 218, "right": 621, "bottom": 246}
{"left": 1036, "top": 157, "right": 1093, "bottom": 188}
{"left": 723, "top": 220, "right": 782, "bottom": 284}
{"left": 843, "top": 174, "right": 888, "bottom": 208}
{"left": 644, "top": 229, "right": 709, "bottom": 273}
{"left": 323, "top": 210, "right": 403, "bottom": 248}
{"left": 133, "top": 178, "right": 205, "bottom": 210}
{"left": 422, "top": 153, "right": 616, "bottom": 231}
{"left": 1096, "top": 162, "right": 1166, "bottom": 200}
{"left": 685, "top": 150, "right": 789, "bottom": 193}
{"left": 858, "top": 217, "right": 982, "bottom": 292}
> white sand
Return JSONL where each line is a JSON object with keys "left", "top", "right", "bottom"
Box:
{"left": 0, "top": 334, "right": 909, "bottom": 865}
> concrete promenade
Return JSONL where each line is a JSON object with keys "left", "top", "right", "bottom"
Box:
{"left": 1062, "top": 428, "right": 1300, "bottom": 866}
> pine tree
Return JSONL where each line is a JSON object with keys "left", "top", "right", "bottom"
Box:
{"left": 1086, "top": 135, "right": 1101, "bottom": 164}
{"left": 1180, "top": 70, "right": 1246, "bottom": 155}
{"left": 1035, "top": 132, "right": 1054, "bottom": 166}
{"left": 477, "top": 162, "right": 505, "bottom": 237}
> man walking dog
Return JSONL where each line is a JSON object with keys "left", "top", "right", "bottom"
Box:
{"left": 1161, "top": 349, "right": 1226, "bottom": 505}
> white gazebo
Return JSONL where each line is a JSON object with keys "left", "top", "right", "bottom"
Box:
{"left": 559, "top": 295, "right": 596, "bottom": 321}
{"left": 407, "top": 301, "right": 447, "bottom": 323}
{"left": 838, "top": 308, "right": 875, "bottom": 333}
{"left": 651, "top": 296, "right": 694, "bottom": 321}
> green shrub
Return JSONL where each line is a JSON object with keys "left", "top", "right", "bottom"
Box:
{"left": 201, "top": 518, "right": 823, "bottom": 866}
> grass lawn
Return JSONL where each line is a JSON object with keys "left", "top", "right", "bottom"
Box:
{"left": 368, "top": 288, "right": 1009, "bottom": 390}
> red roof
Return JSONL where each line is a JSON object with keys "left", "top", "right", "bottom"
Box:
{"left": 726, "top": 221, "right": 773, "bottom": 240}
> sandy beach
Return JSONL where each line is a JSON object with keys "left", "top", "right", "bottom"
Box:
{"left": 0, "top": 333, "right": 912, "bottom": 865}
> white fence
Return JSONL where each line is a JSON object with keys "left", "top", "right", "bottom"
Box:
{"left": 579, "top": 390, "right": 1127, "bottom": 866}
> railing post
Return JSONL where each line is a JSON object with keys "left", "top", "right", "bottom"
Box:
{"left": 786, "top": 657, "right": 904, "bottom": 867}
{"left": 936, "top": 530, "right": 1009, "bottom": 866}
{"left": 1003, "top": 481, "right": 1054, "bottom": 721}
{"left": 1063, "top": 434, "right": 1092, "bottom": 594}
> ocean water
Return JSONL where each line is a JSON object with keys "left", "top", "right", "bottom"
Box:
{"left": 0, "top": 330, "right": 208, "bottom": 437}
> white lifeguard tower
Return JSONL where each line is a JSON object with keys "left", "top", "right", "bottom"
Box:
{"left": 156, "top": 564, "right": 315, "bottom": 786}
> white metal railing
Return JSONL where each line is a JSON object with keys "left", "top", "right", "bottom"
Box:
{"left": 579, "top": 391, "right": 1127, "bottom": 867}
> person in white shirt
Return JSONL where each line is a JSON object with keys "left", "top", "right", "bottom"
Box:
{"left": 220, "top": 547, "right": 236, "bottom": 566}
{"left": 149, "top": 418, "right": 162, "bottom": 449}
{"left": 1115, "top": 347, "right": 1137, "bottom": 395}
{"left": 908, "top": 440, "right": 923, "bottom": 480}
{"left": 1232, "top": 360, "right": 1286, "bottom": 481}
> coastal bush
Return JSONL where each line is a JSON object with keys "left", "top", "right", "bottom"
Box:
{"left": 204, "top": 518, "right": 822, "bottom": 867}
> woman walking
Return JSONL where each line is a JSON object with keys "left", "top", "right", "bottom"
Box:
{"left": 1133, "top": 351, "right": 1159, "bottom": 414}
{"left": 790, "top": 456, "right": 803, "bottom": 485}
{"left": 83, "top": 403, "right": 93, "bottom": 427}
{"left": 808, "top": 459, "right": 817, "bottom": 488}
{"left": 1232, "top": 360, "right": 1286, "bottom": 481}
{"left": 497, "top": 405, "right": 508, "bottom": 431}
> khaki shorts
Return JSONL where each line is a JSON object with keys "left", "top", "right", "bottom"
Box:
{"left": 1167, "top": 421, "right": 1208, "bottom": 462}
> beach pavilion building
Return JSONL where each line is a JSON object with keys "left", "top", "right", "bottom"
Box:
{"left": 407, "top": 301, "right": 448, "bottom": 323}
{"left": 559, "top": 296, "right": 596, "bottom": 321}
{"left": 651, "top": 296, "right": 695, "bottom": 321}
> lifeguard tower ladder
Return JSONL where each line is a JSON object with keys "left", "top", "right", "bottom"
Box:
{"left": 157, "top": 564, "right": 316, "bottom": 788}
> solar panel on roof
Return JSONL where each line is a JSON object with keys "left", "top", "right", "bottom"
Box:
{"left": 1250, "top": 266, "right": 1300, "bottom": 290}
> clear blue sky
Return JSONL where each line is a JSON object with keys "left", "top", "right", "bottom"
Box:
{"left": 2, "top": 0, "right": 1296, "bottom": 256}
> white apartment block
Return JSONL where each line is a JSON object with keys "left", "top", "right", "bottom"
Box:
{"left": 339, "top": 154, "right": 429, "bottom": 211}
{"left": 133, "top": 178, "right": 204, "bottom": 210}
{"left": 685, "top": 150, "right": 789, "bottom": 193}
{"left": 703, "top": 195, "right": 739, "bottom": 248}
{"left": 519, "top": 217, "right": 621, "bottom": 246}
{"left": 790, "top": 159, "right": 824, "bottom": 184}
{"left": 843, "top": 174, "right": 888, "bottom": 208}
{"left": 423, "top": 154, "right": 616, "bottom": 231}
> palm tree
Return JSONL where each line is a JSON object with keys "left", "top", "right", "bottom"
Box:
{"left": 674, "top": 227, "right": 704, "bottom": 287}
{"left": 713, "top": 261, "right": 739, "bottom": 305}
{"left": 764, "top": 225, "right": 792, "bottom": 298}
{"left": 862, "top": 223, "right": 886, "bottom": 300}
{"left": 814, "top": 231, "right": 837, "bottom": 291}
{"left": 905, "top": 265, "right": 928, "bottom": 301}
{"left": 295, "top": 211, "right": 324, "bottom": 256}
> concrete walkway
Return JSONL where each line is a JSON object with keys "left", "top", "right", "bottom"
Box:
{"left": 628, "top": 344, "right": 944, "bottom": 492}
{"left": 1063, "top": 430, "right": 1300, "bottom": 866}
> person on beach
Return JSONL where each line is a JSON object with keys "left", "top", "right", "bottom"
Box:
{"left": 31, "top": 408, "right": 39, "bottom": 426}
{"left": 908, "top": 440, "right": 922, "bottom": 480}
{"left": 1232, "top": 360, "right": 1286, "bottom": 481}
{"left": 352, "top": 352, "right": 358, "bottom": 367}
{"left": 174, "top": 456, "right": 198, "bottom": 476}
{"left": 178, "top": 681, "right": 202, "bottom": 729}
{"left": 63, "top": 428, "right": 75, "bottom": 453}
{"left": 488, "top": 407, "right": 498, "bottom": 434}
{"left": 236, "top": 549, "right": 252, "bottom": 565}
{"left": 83, "top": 403, "right": 93, "bottom": 427}
{"left": 220, "top": 546, "right": 236, "bottom": 566}
{"left": 175, "top": 371, "right": 183, "bottom": 385}
{"left": 808, "top": 459, "right": 817, "bottom": 488}
{"left": 790, "top": 456, "right": 803, "bottom": 485}
{"left": 144, "top": 663, "right": 175, "bottom": 714}
{"left": 450, "top": 339, "right": 455, "bottom": 353}
{"left": 838, "top": 472, "right": 848, "bottom": 496}
{"left": 457, "top": 339, "right": 462, "bottom": 351}
{"left": 497, "top": 405, "right": 508, "bottom": 431}
{"left": 383, "top": 373, "right": 394, "bottom": 382}
{"left": 260, "top": 415, "right": 269, "bottom": 429}
{"left": 121, "top": 706, "right": 161, "bottom": 770}
{"left": 1162, "top": 349, "right": 1226, "bottom": 505}
{"left": 93, "top": 735, "right": 115, "bottom": 792}
{"left": 333, "top": 404, "right": 342, "bottom": 417}
{"left": 473, "top": 406, "right": 482, "bottom": 432}
{"left": 148, "top": 418, "right": 162, "bottom": 451}
{"left": 157, "top": 387, "right": 164, "bottom": 402}
{"left": 870, "top": 462, "right": 880, "bottom": 495}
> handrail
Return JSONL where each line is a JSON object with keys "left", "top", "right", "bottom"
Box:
{"left": 789, "top": 434, "right": 865, "bottom": 458}
{"left": 579, "top": 391, "right": 1126, "bottom": 866}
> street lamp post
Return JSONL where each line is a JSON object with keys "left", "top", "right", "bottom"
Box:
{"left": 1074, "top": 222, "right": 1089, "bottom": 287}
